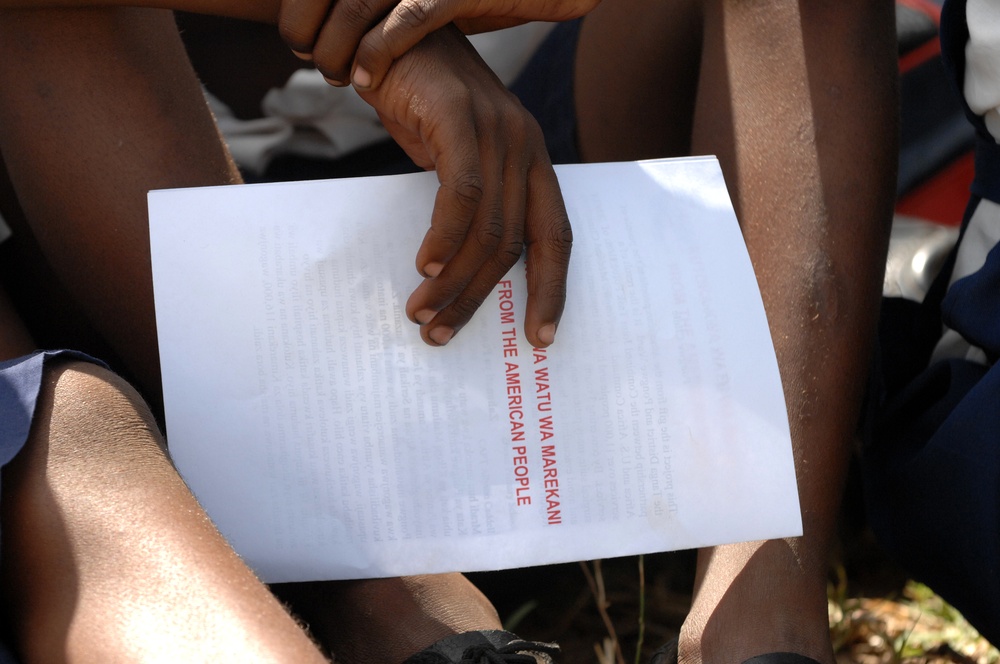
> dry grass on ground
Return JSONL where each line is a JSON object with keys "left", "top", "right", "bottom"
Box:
{"left": 830, "top": 579, "right": 998, "bottom": 664}
{"left": 470, "top": 549, "right": 998, "bottom": 664}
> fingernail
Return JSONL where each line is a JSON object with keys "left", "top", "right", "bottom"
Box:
{"left": 537, "top": 323, "right": 557, "bottom": 346}
{"left": 429, "top": 326, "right": 454, "bottom": 346}
{"left": 414, "top": 309, "right": 436, "bottom": 325}
{"left": 323, "top": 76, "right": 347, "bottom": 87}
{"left": 353, "top": 66, "right": 372, "bottom": 89}
{"left": 291, "top": 49, "right": 313, "bottom": 62}
{"left": 423, "top": 262, "right": 444, "bottom": 278}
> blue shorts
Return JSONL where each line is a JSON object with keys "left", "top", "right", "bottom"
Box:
{"left": 0, "top": 349, "right": 106, "bottom": 664}
{"left": 0, "top": 350, "right": 105, "bottom": 470}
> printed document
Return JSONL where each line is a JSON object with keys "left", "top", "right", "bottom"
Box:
{"left": 148, "top": 157, "right": 801, "bottom": 582}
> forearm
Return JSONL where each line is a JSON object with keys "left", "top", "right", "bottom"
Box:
{"left": 0, "top": 6, "right": 242, "bottom": 404}
{"left": 0, "top": 0, "right": 278, "bottom": 22}
{"left": 692, "top": 0, "right": 897, "bottom": 562}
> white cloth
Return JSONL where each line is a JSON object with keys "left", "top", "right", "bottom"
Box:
{"left": 965, "top": 0, "right": 1000, "bottom": 141}
{"left": 931, "top": 199, "right": 1000, "bottom": 365}
{"left": 211, "top": 22, "right": 557, "bottom": 174}
{"left": 931, "top": 0, "right": 1000, "bottom": 365}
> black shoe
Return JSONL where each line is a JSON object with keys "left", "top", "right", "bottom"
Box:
{"left": 404, "top": 630, "right": 560, "bottom": 664}
{"left": 648, "top": 638, "right": 821, "bottom": 664}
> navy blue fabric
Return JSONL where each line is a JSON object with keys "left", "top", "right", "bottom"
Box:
{"left": 937, "top": 0, "right": 1000, "bottom": 207}
{"left": 508, "top": 19, "right": 582, "bottom": 166}
{"left": 867, "top": 0, "right": 1000, "bottom": 645}
{"left": 0, "top": 641, "right": 16, "bottom": 664}
{"left": 869, "top": 358, "right": 1000, "bottom": 640}
{"left": 0, "top": 350, "right": 103, "bottom": 467}
{"left": 937, "top": 0, "right": 1000, "bottom": 366}
{"left": 942, "top": 240, "right": 1000, "bottom": 363}
{"left": 0, "top": 354, "right": 45, "bottom": 469}
{"left": 898, "top": 0, "right": 974, "bottom": 196}
{"left": 0, "top": 348, "right": 107, "bottom": 493}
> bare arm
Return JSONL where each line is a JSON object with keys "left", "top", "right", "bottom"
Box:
{"left": 279, "top": 0, "right": 601, "bottom": 87}
{"left": 0, "top": 0, "right": 280, "bottom": 21}
{"left": 0, "top": 0, "right": 600, "bottom": 78}
{"left": 0, "top": 8, "right": 570, "bottom": 416}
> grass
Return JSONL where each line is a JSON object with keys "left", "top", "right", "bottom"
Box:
{"left": 477, "top": 549, "right": 998, "bottom": 664}
{"left": 828, "top": 577, "right": 999, "bottom": 664}
{"left": 584, "top": 560, "right": 1000, "bottom": 664}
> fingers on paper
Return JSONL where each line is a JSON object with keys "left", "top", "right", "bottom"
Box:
{"left": 407, "top": 127, "right": 571, "bottom": 348}
{"left": 407, "top": 157, "right": 525, "bottom": 347}
{"left": 404, "top": 109, "right": 496, "bottom": 343}
{"left": 522, "top": 162, "right": 572, "bottom": 348}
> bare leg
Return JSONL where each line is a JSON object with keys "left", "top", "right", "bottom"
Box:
{"left": 0, "top": 10, "right": 509, "bottom": 661}
{"left": 272, "top": 574, "right": 505, "bottom": 663}
{"left": 574, "top": 0, "right": 702, "bottom": 162}
{"left": 0, "top": 6, "right": 241, "bottom": 409}
{"left": 0, "top": 361, "right": 330, "bottom": 663}
{"left": 0, "top": 287, "right": 504, "bottom": 662}
{"left": 576, "top": 1, "right": 898, "bottom": 662}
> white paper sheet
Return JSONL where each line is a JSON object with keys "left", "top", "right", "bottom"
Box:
{"left": 148, "top": 157, "right": 801, "bottom": 583}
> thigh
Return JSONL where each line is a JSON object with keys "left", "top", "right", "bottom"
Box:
{"left": 574, "top": 0, "right": 704, "bottom": 162}
{"left": 1, "top": 359, "right": 330, "bottom": 663}
{"left": 0, "top": 166, "right": 110, "bottom": 364}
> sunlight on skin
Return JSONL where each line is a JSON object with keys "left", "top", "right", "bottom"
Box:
{"left": 715, "top": 0, "right": 814, "bottom": 577}
{"left": 679, "top": 0, "right": 899, "bottom": 661}
{"left": 568, "top": 1, "right": 890, "bottom": 659}
{"left": 29, "top": 368, "right": 329, "bottom": 664}
{"left": 62, "top": 486, "right": 326, "bottom": 662}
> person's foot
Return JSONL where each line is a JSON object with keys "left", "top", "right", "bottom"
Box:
{"left": 650, "top": 642, "right": 821, "bottom": 664}
{"left": 272, "top": 573, "right": 509, "bottom": 663}
{"left": 403, "top": 630, "right": 559, "bottom": 663}
{"left": 673, "top": 540, "right": 835, "bottom": 664}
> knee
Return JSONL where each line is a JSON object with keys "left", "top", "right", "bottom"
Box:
{"left": 35, "top": 360, "right": 167, "bottom": 469}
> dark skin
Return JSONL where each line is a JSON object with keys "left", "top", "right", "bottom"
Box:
{"left": 377, "top": 4, "right": 896, "bottom": 659}
{"left": 268, "top": 0, "right": 897, "bottom": 661}
{"left": 275, "top": 0, "right": 602, "bottom": 87}
{"left": 1, "top": 365, "right": 337, "bottom": 664}
{"left": 0, "top": 14, "right": 573, "bottom": 411}
{"left": 1, "top": 279, "right": 334, "bottom": 662}
{"left": 570, "top": 1, "right": 897, "bottom": 661}
{"left": 0, "top": 0, "right": 580, "bottom": 354}
{"left": 0, "top": 0, "right": 898, "bottom": 661}
{"left": 0, "top": 6, "right": 569, "bottom": 663}
{"left": 356, "top": 23, "right": 572, "bottom": 348}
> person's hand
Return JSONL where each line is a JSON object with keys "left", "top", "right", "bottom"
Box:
{"left": 277, "top": 0, "right": 600, "bottom": 87}
{"left": 356, "top": 24, "right": 572, "bottom": 348}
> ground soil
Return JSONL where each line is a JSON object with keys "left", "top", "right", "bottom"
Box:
{"left": 469, "top": 550, "right": 700, "bottom": 663}
{"left": 464, "top": 470, "right": 951, "bottom": 664}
